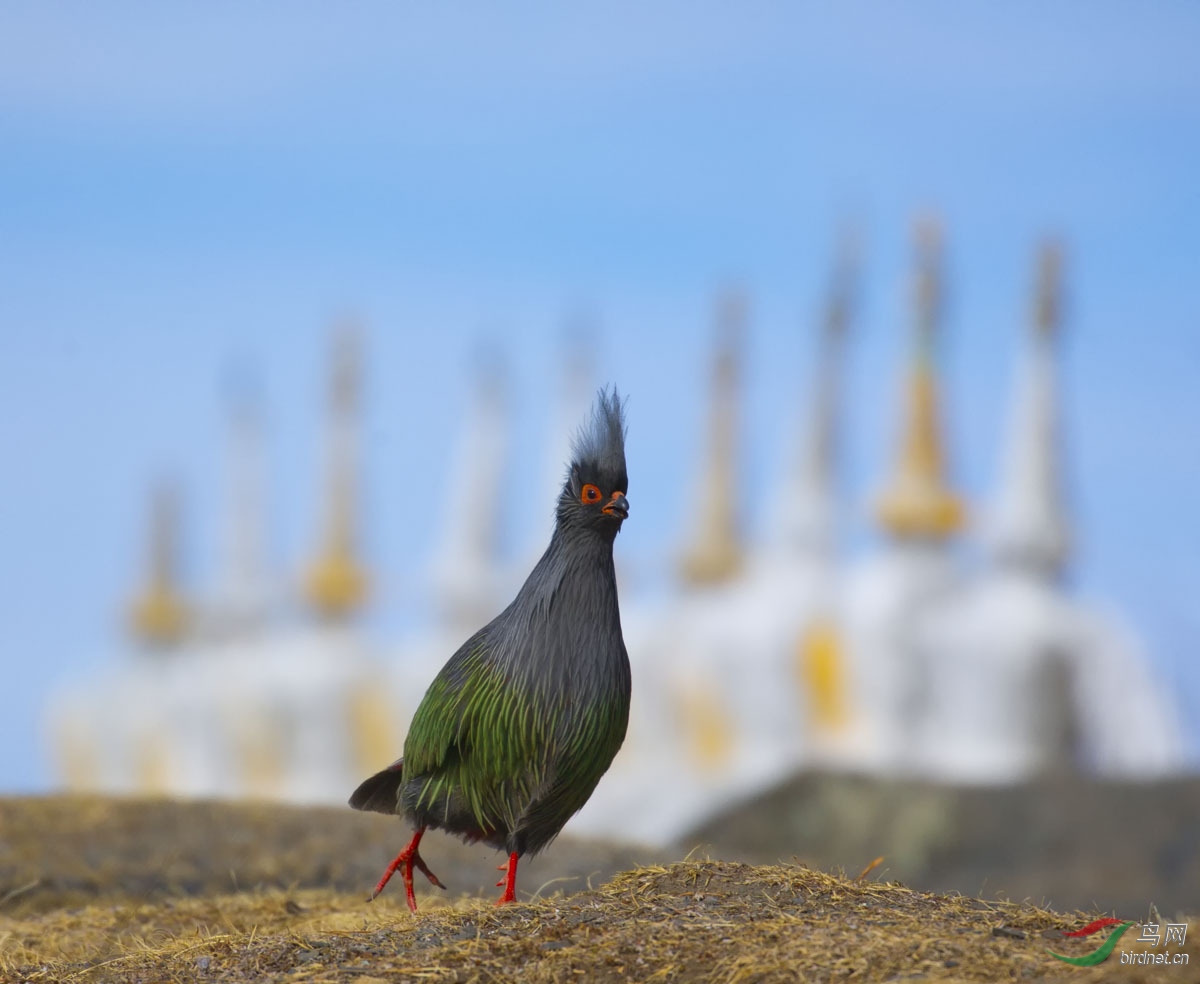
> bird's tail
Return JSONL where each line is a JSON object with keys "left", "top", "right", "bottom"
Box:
{"left": 348, "top": 757, "right": 405, "bottom": 815}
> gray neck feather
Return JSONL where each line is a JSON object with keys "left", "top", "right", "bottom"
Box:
{"left": 489, "top": 523, "right": 627, "bottom": 704}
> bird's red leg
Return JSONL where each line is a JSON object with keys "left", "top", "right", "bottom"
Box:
{"left": 369, "top": 826, "right": 445, "bottom": 912}
{"left": 494, "top": 852, "right": 520, "bottom": 905}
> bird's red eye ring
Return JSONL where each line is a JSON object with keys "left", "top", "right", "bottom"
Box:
{"left": 581, "top": 483, "right": 602, "bottom": 504}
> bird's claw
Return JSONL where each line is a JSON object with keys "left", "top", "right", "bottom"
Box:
{"left": 415, "top": 854, "right": 447, "bottom": 890}
{"left": 370, "top": 827, "right": 445, "bottom": 912}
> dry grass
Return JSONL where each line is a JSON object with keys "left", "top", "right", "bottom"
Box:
{"left": 5, "top": 860, "right": 1195, "bottom": 983}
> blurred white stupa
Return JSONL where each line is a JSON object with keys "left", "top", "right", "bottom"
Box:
{"left": 607, "top": 290, "right": 752, "bottom": 842}
{"left": 200, "top": 373, "right": 274, "bottom": 638}
{"left": 48, "top": 479, "right": 191, "bottom": 794}
{"left": 429, "top": 348, "right": 511, "bottom": 636}
{"left": 913, "top": 243, "right": 1185, "bottom": 780}
{"left": 527, "top": 326, "right": 596, "bottom": 567}
{"left": 756, "top": 234, "right": 857, "bottom": 767}
{"left": 841, "top": 218, "right": 967, "bottom": 772}
{"left": 384, "top": 348, "right": 514, "bottom": 753}
{"left": 577, "top": 276, "right": 857, "bottom": 842}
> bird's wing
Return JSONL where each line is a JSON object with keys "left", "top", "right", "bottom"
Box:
{"left": 403, "top": 629, "right": 553, "bottom": 832}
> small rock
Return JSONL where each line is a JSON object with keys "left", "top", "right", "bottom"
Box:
{"left": 992, "top": 926, "right": 1026, "bottom": 940}
{"left": 196, "top": 956, "right": 210, "bottom": 971}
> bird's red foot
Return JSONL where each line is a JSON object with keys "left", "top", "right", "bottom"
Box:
{"left": 494, "top": 851, "right": 520, "bottom": 905}
{"left": 370, "top": 826, "right": 446, "bottom": 912}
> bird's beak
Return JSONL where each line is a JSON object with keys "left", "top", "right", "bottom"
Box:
{"left": 603, "top": 492, "right": 629, "bottom": 519}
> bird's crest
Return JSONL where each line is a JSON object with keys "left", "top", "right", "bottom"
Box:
{"left": 570, "top": 387, "right": 627, "bottom": 484}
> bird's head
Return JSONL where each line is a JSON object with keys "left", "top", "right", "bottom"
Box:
{"left": 557, "top": 387, "right": 629, "bottom": 535}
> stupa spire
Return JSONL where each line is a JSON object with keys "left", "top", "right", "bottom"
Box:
{"left": 304, "top": 323, "right": 369, "bottom": 620}
{"left": 208, "top": 371, "right": 271, "bottom": 635}
{"left": 770, "top": 233, "right": 856, "bottom": 558}
{"left": 129, "top": 479, "right": 189, "bottom": 647}
{"left": 431, "top": 345, "right": 509, "bottom": 629}
{"left": 875, "top": 218, "right": 965, "bottom": 539}
{"left": 988, "top": 240, "right": 1071, "bottom": 577}
{"left": 679, "top": 290, "right": 745, "bottom": 585}
{"left": 529, "top": 325, "right": 594, "bottom": 558}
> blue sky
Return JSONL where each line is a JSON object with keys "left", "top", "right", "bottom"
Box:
{"left": 1, "top": 2, "right": 1198, "bottom": 791}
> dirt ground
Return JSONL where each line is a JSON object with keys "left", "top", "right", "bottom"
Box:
{"left": 0, "top": 796, "right": 654, "bottom": 916}
{"left": 1, "top": 797, "right": 1196, "bottom": 983}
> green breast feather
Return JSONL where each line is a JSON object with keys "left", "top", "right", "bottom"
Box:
{"left": 402, "top": 644, "right": 627, "bottom": 837}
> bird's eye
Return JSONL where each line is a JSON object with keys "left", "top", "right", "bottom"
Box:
{"left": 581, "top": 484, "right": 602, "bottom": 504}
